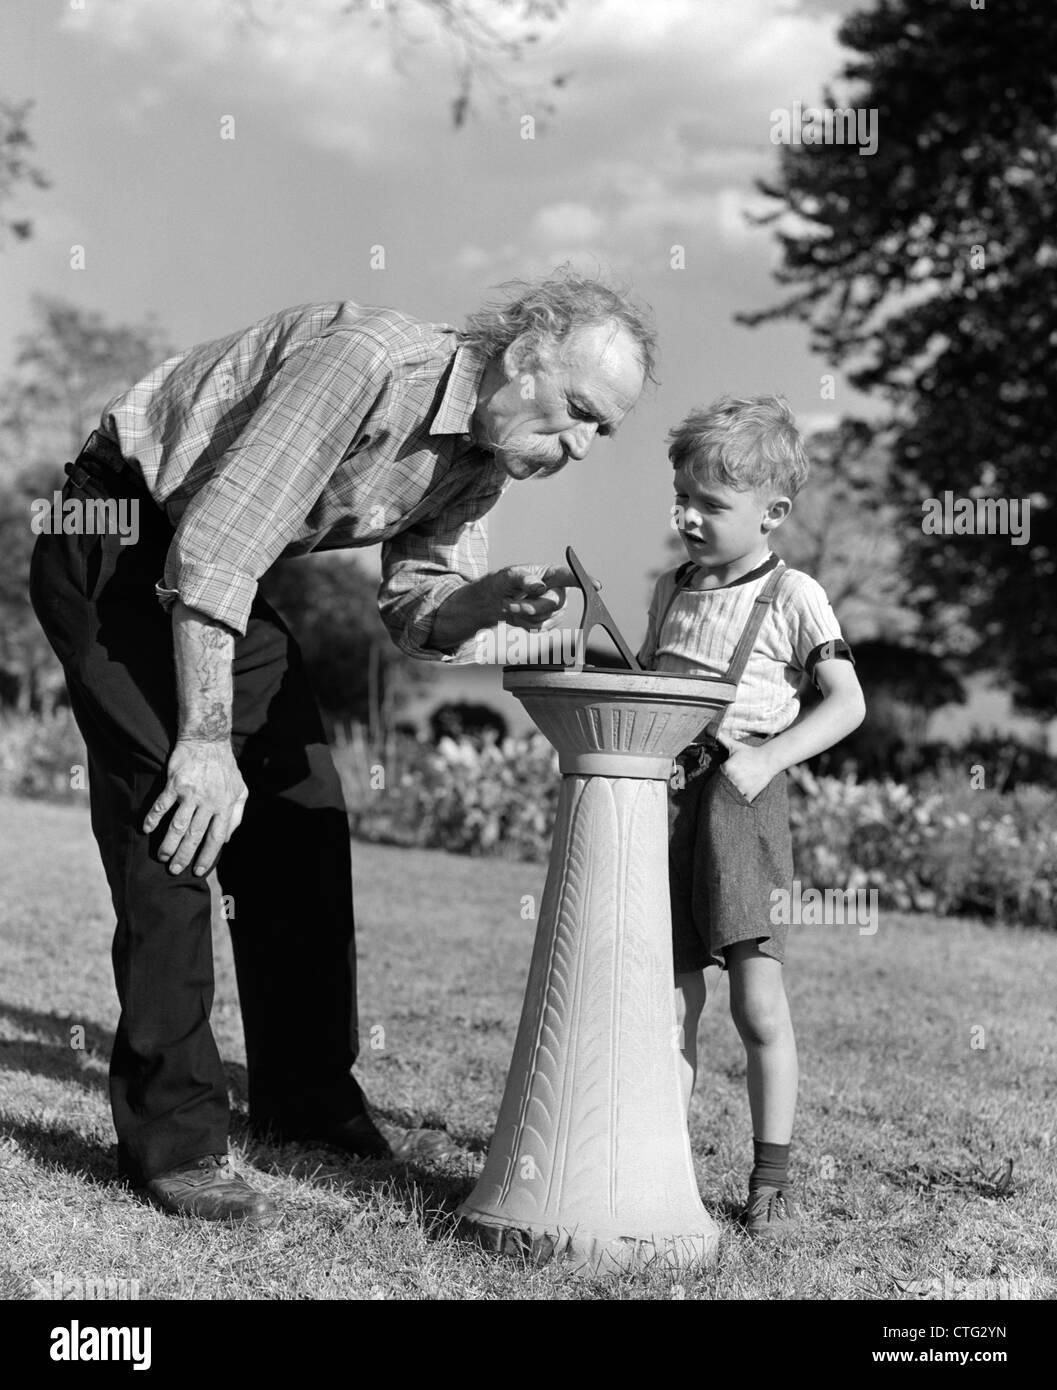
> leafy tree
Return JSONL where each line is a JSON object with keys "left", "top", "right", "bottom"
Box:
{"left": 0, "top": 465, "right": 66, "bottom": 713}
{"left": 243, "top": 0, "right": 571, "bottom": 127}
{"left": 260, "top": 553, "right": 429, "bottom": 733}
{"left": 0, "top": 299, "right": 173, "bottom": 711}
{"left": 0, "top": 98, "right": 48, "bottom": 244}
{"left": 813, "top": 638, "right": 966, "bottom": 780}
{"left": 0, "top": 296, "right": 173, "bottom": 471}
{"left": 739, "top": 0, "right": 1057, "bottom": 713}
{"left": 769, "top": 422, "right": 913, "bottom": 642}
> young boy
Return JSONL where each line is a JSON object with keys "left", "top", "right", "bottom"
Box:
{"left": 637, "top": 395, "right": 866, "bottom": 1238}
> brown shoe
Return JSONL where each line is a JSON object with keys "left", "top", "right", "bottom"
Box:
{"left": 742, "top": 1185, "right": 799, "bottom": 1240}
{"left": 143, "top": 1154, "right": 277, "bottom": 1225}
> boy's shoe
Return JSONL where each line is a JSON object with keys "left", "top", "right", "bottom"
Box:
{"left": 742, "top": 1185, "right": 799, "bottom": 1239}
{"left": 142, "top": 1154, "right": 277, "bottom": 1224}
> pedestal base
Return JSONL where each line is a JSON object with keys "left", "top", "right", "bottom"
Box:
{"left": 459, "top": 1209, "right": 717, "bottom": 1276}
{"left": 457, "top": 772, "right": 720, "bottom": 1275}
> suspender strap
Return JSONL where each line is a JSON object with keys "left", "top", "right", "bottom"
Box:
{"left": 649, "top": 558, "right": 788, "bottom": 739}
{"left": 700, "top": 563, "right": 788, "bottom": 738}
{"left": 650, "top": 562, "right": 697, "bottom": 656}
{"left": 721, "top": 564, "right": 787, "bottom": 687}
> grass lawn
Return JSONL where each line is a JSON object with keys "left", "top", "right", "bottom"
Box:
{"left": 1, "top": 792, "right": 1055, "bottom": 1301}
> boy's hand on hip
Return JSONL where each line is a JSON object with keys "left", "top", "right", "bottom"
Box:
{"left": 144, "top": 739, "right": 249, "bottom": 877}
{"left": 717, "top": 738, "right": 775, "bottom": 803}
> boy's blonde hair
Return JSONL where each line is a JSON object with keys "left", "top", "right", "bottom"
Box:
{"left": 667, "top": 394, "right": 809, "bottom": 498}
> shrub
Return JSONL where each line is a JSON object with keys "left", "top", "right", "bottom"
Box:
{"left": 348, "top": 732, "right": 559, "bottom": 862}
{"left": 5, "top": 709, "right": 1055, "bottom": 928}
{"left": 347, "top": 733, "right": 1057, "bottom": 926}
{"left": 787, "top": 766, "right": 1057, "bottom": 926}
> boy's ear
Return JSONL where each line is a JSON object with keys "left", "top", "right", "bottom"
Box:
{"left": 762, "top": 495, "right": 793, "bottom": 532}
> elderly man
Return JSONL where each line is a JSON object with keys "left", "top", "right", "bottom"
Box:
{"left": 30, "top": 271, "right": 654, "bottom": 1223}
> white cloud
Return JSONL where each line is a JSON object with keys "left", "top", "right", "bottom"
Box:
{"left": 61, "top": 0, "right": 847, "bottom": 275}
{"left": 452, "top": 174, "right": 774, "bottom": 283}
{"left": 798, "top": 411, "right": 841, "bottom": 436}
{"left": 530, "top": 202, "right": 607, "bottom": 245}
{"left": 60, "top": 0, "right": 848, "bottom": 165}
{"left": 60, "top": 0, "right": 463, "bottom": 163}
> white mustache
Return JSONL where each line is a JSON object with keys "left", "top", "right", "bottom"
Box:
{"left": 494, "top": 436, "right": 566, "bottom": 474}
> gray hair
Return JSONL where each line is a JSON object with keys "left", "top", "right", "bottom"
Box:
{"left": 460, "top": 268, "right": 658, "bottom": 383}
{"left": 668, "top": 394, "right": 810, "bottom": 498}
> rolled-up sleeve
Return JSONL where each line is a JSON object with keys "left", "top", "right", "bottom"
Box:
{"left": 379, "top": 479, "right": 507, "bottom": 663}
{"left": 157, "top": 333, "right": 391, "bottom": 635}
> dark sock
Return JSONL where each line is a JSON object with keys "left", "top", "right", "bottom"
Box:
{"left": 749, "top": 1138, "right": 790, "bottom": 1191}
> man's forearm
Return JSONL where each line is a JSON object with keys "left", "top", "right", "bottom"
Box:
{"left": 172, "top": 600, "right": 236, "bottom": 741}
{"left": 426, "top": 576, "right": 499, "bottom": 653}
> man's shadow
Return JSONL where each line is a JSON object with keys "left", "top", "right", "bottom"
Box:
{"left": 0, "top": 1002, "right": 247, "bottom": 1187}
{"left": 0, "top": 1001, "right": 116, "bottom": 1185}
{"left": 231, "top": 1103, "right": 483, "bottom": 1232}
{"left": 0, "top": 1003, "right": 111, "bottom": 1093}
{"left": 236, "top": 1126, "right": 482, "bottom": 1239}
{"left": 0, "top": 1001, "right": 481, "bottom": 1227}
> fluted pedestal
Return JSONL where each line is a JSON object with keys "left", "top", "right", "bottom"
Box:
{"left": 458, "top": 669, "right": 735, "bottom": 1274}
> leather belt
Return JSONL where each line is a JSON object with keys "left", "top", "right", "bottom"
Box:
{"left": 65, "top": 430, "right": 126, "bottom": 487}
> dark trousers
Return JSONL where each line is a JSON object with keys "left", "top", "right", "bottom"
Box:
{"left": 30, "top": 459, "right": 366, "bottom": 1184}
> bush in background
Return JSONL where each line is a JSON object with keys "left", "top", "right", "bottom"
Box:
{"left": 336, "top": 727, "right": 559, "bottom": 862}
{"left": 4, "top": 712, "right": 1054, "bottom": 927}
{"left": 786, "top": 766, "right": 1057, "bottom": 926}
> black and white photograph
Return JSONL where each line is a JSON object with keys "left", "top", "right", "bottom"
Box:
{"left": 0, "top": 0, "right": 1053, "bottom": 1343}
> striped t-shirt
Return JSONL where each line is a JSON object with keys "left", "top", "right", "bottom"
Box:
{"left": 636, "top": 552, "right": 848, "bottom": 741}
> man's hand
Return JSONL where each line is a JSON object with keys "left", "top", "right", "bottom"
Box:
{"left": 428, "top": 561, "right": 596, "bottom": 652}
{"left": 491, "top": 563, "right": 580, "bottom": 631}
{"left": 149, "top": 599, "right": 246, "bottom": 876}
{"left": 143, "top": 739, "right": 248, "bottom": 876}
{"left": 716, "top": 737, "right": 776, "bottom": 804}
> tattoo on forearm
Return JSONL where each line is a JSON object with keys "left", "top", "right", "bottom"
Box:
{"left": 173, "top": 603, "right": 235, "bottom": 741}
{"left": 186, "top": 701, "right": 232, "bottom": 741}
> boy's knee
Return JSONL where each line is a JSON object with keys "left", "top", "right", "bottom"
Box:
{"left": 730, "top": 985, "right": 787, "bottom": 1047}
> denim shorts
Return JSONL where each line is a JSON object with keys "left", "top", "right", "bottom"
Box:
{"left": 667, "top": 740, "right": 794, "bottom": 973}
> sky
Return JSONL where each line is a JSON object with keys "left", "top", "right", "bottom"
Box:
{"left": 3, "top": 0, "right": 1045, "bottom": 741}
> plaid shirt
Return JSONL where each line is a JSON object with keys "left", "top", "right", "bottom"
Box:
{"left": 100, "top": 302, "right": 510, "bottom": 660}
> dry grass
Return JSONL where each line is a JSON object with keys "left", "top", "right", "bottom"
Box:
{"left": 1, "top": 794, "right": 1055, "bottom": 1301}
